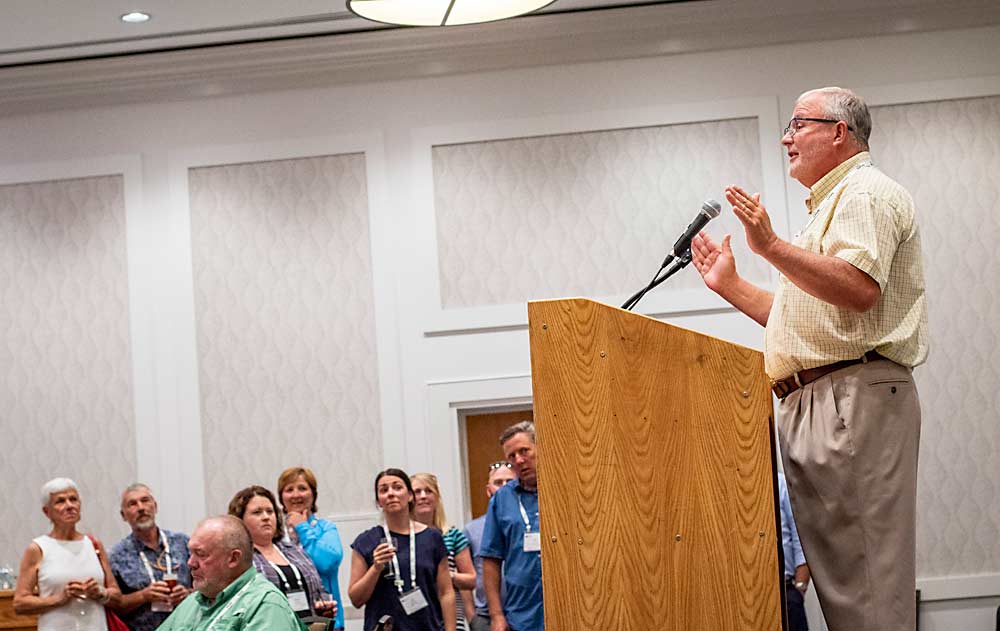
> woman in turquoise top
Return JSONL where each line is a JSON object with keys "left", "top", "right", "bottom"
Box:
{"left": 278, "top": 466, "right": 345, "bottom": 630}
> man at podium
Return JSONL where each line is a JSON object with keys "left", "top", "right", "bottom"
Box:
{"left": 690, "top": 86, "right": 929, "bottom": 631}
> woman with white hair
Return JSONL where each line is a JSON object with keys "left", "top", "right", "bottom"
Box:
{"left": 13, "top": 477, "right": 120, "bottom": 630}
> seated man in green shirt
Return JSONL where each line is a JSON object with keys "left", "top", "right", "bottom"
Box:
{"left": 159, "top": 515, "right": 306, "bottom": 631}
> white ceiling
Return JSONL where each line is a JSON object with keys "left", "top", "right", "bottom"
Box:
{"left": 0, "top": 0, "right": 656, "bottom": 66}
{"left": 2, "top": 0, "right": 999, "bottom": 115}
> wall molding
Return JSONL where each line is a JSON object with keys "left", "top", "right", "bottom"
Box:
{"left": 0, "top": 152, "right": 155, "bottom": 512}
{"left": 426, "top": 374, "right": 533, "bottom": 526}
{"left": 918, "top": 573, "right": 1000, "bottom": 602}
{"left": 2, "top": 3, "right": 999, "bottom": 116}
{"left": 411, "top": 96, "right": 785, "bottom": 335}
{"left": 165, "top": 129, "right": 403, "bottom": 526}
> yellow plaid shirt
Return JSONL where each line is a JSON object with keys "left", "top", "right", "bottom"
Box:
{"left": 764, "top": 152, "right": 930, "bottom": 380}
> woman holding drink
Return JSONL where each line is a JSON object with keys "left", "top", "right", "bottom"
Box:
{"left": 228, "top": 486, "right": 338, "bottom": 621}
{"left": 13, "top": 478, "right": 121, "bottom": 631}
{"left": 349, "top": 469, "right": 455, "bottom": 631}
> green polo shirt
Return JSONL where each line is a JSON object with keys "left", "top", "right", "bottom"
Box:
{"left": 158, "top": 567, "right": 306, "bottom": 631}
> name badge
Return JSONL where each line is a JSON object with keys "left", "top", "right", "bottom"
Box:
{"left": 523, "top": 532, "right": 541, "bottom": 552}
{"left": 287, "top": 590, "right": 310, "bottom": 613}
{"left": 399, "top": 588, "right": 429, "bottom": 615}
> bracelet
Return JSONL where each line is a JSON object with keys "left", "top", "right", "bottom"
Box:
{"left": 97, "top": 585, "right": 111, "bottom": 604}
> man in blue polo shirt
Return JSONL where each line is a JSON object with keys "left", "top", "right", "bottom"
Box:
{"left": 480, "top": 421, "right": 543, "bottom": 631}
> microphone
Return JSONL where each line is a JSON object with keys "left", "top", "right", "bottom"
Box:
{"left": 669, "top": 199, "right": 722, "bottom": 260}
{"left": 623, "top": 198, "right": 724, "bottom": 311}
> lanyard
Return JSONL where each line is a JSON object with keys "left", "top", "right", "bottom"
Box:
{"left": 381, "top": 521, "right": 416, "bottom": 594}
{"left": 262, "top": 547, "right": 304, "bottom": 593}
{"left": 204, "top": 578, "right": 254, "bottom": 631}
{"left": 517, "top": 494, "right": 536, "bottom": 533}
{"left": 138, "top": 530, "right": 172, "bottom": 583}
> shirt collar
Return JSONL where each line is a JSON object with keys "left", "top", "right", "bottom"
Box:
{"left": 513, "top": 478, "right": 537, "bottom": 494}
{"left": 129, "top": 526, "right": 162, "bottom": 551}
{"left": 195, "top": 567, "right": 256, "bottom": 611}
{"left": 806, "top": 151, "right": 871, "bottom": 214}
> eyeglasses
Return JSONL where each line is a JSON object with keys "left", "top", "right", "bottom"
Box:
{"left": 489, "top": 461, "right": 513, "bottom": 471}
{"left": 783, "top": 117, "right": 854, "bottom": 138}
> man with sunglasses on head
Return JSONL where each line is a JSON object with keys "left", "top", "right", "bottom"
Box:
{"left": 110, "top": 484, "right": 193, "bottom": 631}
{"left": 463, "top": 461, "right": 516, "bottom": 631}
{"left": 691, "top": 87, "right": 928, "bottom": 631}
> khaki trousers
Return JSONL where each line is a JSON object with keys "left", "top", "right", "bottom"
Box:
{"left": 776, "top": 358, "right": 920, "bottom": 631}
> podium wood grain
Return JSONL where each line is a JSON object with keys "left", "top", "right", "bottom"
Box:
{"left": 528, "top": 298, "right": 781, "bottom": 631}
{"left": 0, "top": 591, "right": 37, "bottom": 631}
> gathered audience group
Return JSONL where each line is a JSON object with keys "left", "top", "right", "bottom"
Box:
{"left": 13, "top": 421, "right": 543, "bottom": 631}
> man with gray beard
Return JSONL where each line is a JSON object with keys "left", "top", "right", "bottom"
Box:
{"left": 110, "top": 484, "right": 193, "bottom": 631}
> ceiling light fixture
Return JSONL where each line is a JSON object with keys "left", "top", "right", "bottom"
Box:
{"left": 346, "top": 0, "right": 555, "bottom": 27}
{"left": 120, "top": 12, "right": 151, "bottom": 24}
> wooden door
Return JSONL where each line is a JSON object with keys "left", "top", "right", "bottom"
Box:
{"left": 464, "top": 408, "right": 534, "bottom": 519}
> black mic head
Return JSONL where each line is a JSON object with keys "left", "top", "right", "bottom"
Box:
{"left": 701, "top": 199, "right": 722, "bottom": 218}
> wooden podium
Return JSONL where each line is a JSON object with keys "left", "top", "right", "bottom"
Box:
{"left": 527, "top": 298, "right": 784, "bottom": 631}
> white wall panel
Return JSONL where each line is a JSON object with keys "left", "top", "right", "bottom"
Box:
{"left": 871, "top": 95, "right": 1000, "bottom": 578}
{"left": 433, "top": 119, "right": 768, "bottom": 309}
{"left": 188, "top": 155, "right": 383, "bottom": 515}
{"left": 0, "top": 174, "right": 136, "bottom": 565}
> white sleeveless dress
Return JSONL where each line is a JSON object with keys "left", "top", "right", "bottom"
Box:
{"left": 33, "top": 535, "right": 108, "bottom": 631}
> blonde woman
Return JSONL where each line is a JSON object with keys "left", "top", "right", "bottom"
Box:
{"left": 411, "top": 473, "right": 477, "bottom": 631}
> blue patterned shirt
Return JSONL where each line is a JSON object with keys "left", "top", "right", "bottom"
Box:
{"left": 110, "top": 528, "right": 192, "bottom": 631}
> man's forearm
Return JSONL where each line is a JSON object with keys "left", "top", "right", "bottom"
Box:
{"left": 716, "top": 277, "right": 773, "bottom": 327}
{"left": 762, "top": 239, "right": 879, "bottom": 312}
{"left": 113, "top": 587, "right": 149, "bottom": 613}
{"left": 482, "top": 558, "right": 504, "bottom": 620}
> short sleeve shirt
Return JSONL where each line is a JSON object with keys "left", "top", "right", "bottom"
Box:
{"left": 110, "top": 529, "right": 193, "bottom": 631}
{"left": 764, "top": 152, "right": 930, "bottom": 379}
{"left": 480, "top": 480, "right": 543, "bottom": 631}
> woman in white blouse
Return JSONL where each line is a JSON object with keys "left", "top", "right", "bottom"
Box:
{"left": 14, "top": 478, "right": 120, "bottom": 631}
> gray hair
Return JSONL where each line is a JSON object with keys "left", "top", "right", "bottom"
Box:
{"left": 41, "top": 477, "right": 78, "bottom": 507}
{"left": 801, "top": 87, "right": 872, "bottom": 150}
{"left": 499, "top": 420, "right": 535, "bottom": 447}
{"left": 122, "top": 482, "right": 152, "bottom": 496}
{"left": 197, "top": 515, "right": 254, "bottom": 570}
{"left": 120, "top": 483, "right": 154, "bottom": 507}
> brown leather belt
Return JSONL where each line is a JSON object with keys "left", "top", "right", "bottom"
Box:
{"left": 771, "top": 350, "right": 882, "bottom": 399}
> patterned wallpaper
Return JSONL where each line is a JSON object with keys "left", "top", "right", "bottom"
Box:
{"left": 0, "top": 175, "right": 137, "bottom": 566}
{"left": 432, "top": 118, "right": 768, "bottom": 309}
{"left": 188, "top": 155, "right": 383, "bottom": 517}
{"left": 871, "top": 95, "right": 1000, "bottom": 577}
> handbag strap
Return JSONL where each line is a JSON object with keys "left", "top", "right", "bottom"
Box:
{"left": 85, "top": 533, "right": 111, "bottom": 584}
{"left": 86, "top": 533, "right": 128, "bottom": 630}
